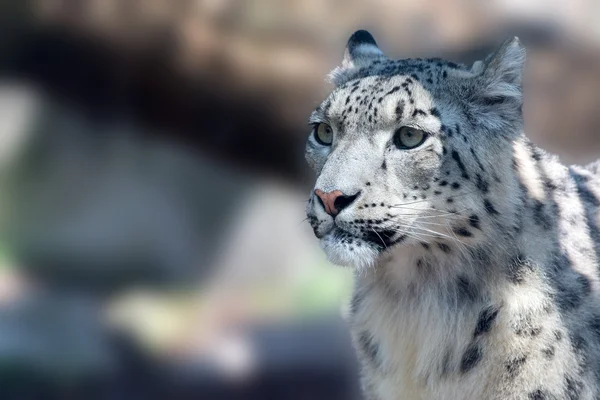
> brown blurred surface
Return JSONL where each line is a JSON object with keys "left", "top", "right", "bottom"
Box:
{"left": 1, "top": 0, "right": 598, "bottom": 181}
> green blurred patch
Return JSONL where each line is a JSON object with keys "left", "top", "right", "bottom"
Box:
{"left": 292, "top": 263, "right": 353, "bottom": 316}
{"left": 0, "top": 243, "right": 13, "bottom": 270}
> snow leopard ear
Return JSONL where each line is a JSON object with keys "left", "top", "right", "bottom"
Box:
{"left": 329, "top": 30, "right": 386, "bottom": 85}
{"left": 466, "top": 37, "right": 525, "bottom": 133}
{"left": 478, "top": 37, "right": 526, "bottom": 102}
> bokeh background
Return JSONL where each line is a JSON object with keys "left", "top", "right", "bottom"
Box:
{"left": 1, "top": 1, "right": 600, "bottom": 399}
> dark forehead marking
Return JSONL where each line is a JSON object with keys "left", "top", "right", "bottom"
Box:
{"left": 396, "top": 100, "right": 405, "bottom": 121}
{"left": 335, "top": 57, "right": 467, "bottom": 86}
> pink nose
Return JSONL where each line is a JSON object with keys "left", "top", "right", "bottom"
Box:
{"left": 315, "top": 189, "right": 343, "bottom": 216}
{"left": 314, "top": 189, "right": 360, "bottom": 216}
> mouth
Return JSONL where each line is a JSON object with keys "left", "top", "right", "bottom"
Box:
{"left": 329, "top": 225, "right": 407, "bottom": 248}
{"left": 318, "top": 226, "right": 407, "bottom": 269}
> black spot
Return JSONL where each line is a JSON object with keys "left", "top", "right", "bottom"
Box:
{"left": 460, "top": 344, "right": 482, "bottom": 373}
{"left": 474, "top": 306, "right": 500, "bottom": 337}
{"left": 439, "top": 180, "right": 448, "bottom": 187}
{"left": 447, "top": 198, "right": 454, "bottom": 203}
{"left": 554, "top": 330, "right": 563, "bottom": 341}
{"left": 381, "top": 160, "right": 387, "bottom": 170}
{"left": 386, "top": 86, "right": 401, "bottom": 95}
{"left": 484, "top": 199, "right": 499, "bottom": 215}
{"left": 443, "top": 70, "right": 448, "bottom": 78}
{"left": 453, "top": 227, "right": 472, "bottom": 237}
{"left": 451, "top": 150, "right": 470, "bottom": 179}
{"left": 430, "top": 107, "right": 441, "bottom": 118}
{"left": 438, "top": 243, "right": 451, "bottom": 253}
{"left": 541, "top": 345, "right": 555, "bottom": 360}
{"left": 396, "top": 100, "right": 405, "bottom": 120}
{"left": 434, "top": 190, "right": 442, "bottom": 195}
{"left": 469, "top": 215, "right": 481, "bottom": 230}
{"left": 505, "top": 354, "right": 528, "bottom": 378}
{"left": 421, "top": 242, "right": 430, "bottom": 250}
{"left": 366, "top": 182, "right": 371, "bottom": 186}
{"left": 412, "top": 109, "right": 427, "bottom": 117}
{"left": 507, "top": 257, "right": 534, "bottom": 284}
{"left": 476, "top": 174, "right": 489, "bottom": 193}
{"left": 451, "top": 182, "right": 460, "bottom": 190}
{"left": 528, "top": 390, "right": 548, "bottom": 400}
{"left": 516, "top": 325, "right": 542, "bottom": 337}
{"left": 565, "top": 375, "right": 583, "bottom": 400}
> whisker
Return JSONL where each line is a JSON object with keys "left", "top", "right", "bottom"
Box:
{"left": 388, "top": 228, "right": 426, "bottom": 242}
{"left": 371, "top": 228, "right": 388, "bottom": 249}
{"left": 387, "top": 209, "right": 469, "bottom": 220}
{"left": 390, "top": 226, "right": 443, "bottom": 240}
{"left": 390, "top": 189, "right": 478, "bottom": 208}
{"left": 412, "top": 225, "right": 468, "bottom": 245}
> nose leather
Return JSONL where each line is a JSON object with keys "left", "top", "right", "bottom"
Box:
{"left": 314, "top": 189, "right": 343, "bottom": 216}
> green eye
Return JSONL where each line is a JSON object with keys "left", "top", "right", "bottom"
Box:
{"left": 314, "top": 123, "right": 333, "bottom": 145}
{"left": 393, "top": 127, "right": 427, "bottom": 149}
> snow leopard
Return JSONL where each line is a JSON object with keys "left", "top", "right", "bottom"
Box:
{"left": 305, "top": 30, "right": 600, "bottom": 399}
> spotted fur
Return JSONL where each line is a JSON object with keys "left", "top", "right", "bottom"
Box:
{"left": 305, "top": 30, "right": 600, "bottom": 399}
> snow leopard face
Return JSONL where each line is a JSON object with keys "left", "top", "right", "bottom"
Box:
{"left": 305, "top": 30, "right": 526, "bottom": 269}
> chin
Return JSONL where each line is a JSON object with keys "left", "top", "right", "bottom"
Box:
{"left": 320, "top": 231, "right": 381, "bottom": 271}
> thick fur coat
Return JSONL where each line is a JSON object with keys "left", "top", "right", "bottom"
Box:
{"left": 305, "top": 30, "right": 600, "bottom": 399}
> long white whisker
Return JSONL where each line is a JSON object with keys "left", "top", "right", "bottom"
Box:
{"left": 371, "top": 228, "right": 388, "bottom": 249}
{"left": 390, "top": 189, "right": 478, "bottom": 208}
{"left": 413, "top": 225, "right": 468, "bottom": 244}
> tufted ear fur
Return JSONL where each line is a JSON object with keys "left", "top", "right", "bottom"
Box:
{"left": 329, "top": 30, "right": 387, "bottom": 86}
{"left": 476, "top": 37, "right": 526, "bottom": 105}
{"left": 466, "top": 37, "right": 526, "bottom": 133}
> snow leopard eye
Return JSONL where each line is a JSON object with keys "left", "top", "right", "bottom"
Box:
{"left": 314, "top": 123, "right": 333, "bottom": 145}
{"left": 393, "top": 127, "right": 427, "bottom": 150}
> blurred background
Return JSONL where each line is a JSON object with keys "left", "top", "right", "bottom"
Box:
{"left": 0, "top": 1, "right": 600, "bottom": 399}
